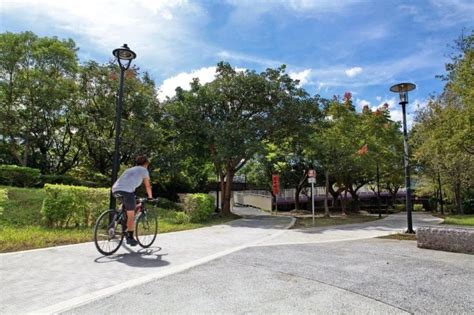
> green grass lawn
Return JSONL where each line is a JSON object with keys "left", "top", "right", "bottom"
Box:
{"left": 0, "top": 186, "right": 239, "bottom": 253}
{"left": 442, "top": 214, "right": 474, "bottom": 226}
{"left": 294, "top": 214, "right": 380, "bottom": 228}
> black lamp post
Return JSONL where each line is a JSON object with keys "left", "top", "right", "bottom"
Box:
{"left": 109, "top": 44, "right": 137, "bottom": 209}
{"left": 390, "top": 82, "right": 416, "bottom": 234}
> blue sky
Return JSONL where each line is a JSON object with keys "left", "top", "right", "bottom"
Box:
{"left": 1, "top": 0, "right": 473, "bottom": 126}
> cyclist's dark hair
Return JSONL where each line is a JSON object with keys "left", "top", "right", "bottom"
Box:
{"left": 135, "top": 155, "right": 149, "bottom": 166}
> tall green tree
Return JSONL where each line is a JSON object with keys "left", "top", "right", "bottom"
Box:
{"left": 165, "top": 62, "right": 312, "bottom": 215}
{"left": 412, "top": 31, "right": 474, "bottom": 214}
{"left": 76, "top": 61, "right": 163, "bottom": 177}
{"left": 0, "top": 31, "right": 80, "bottom": 173}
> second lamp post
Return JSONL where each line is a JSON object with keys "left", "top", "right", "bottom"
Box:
{"left": 390, "top": 82, "right": 416, "bottom": 234}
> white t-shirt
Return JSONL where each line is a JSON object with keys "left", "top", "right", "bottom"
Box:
{"left": 112, "top": 166, "right": 150, "bottom": 193}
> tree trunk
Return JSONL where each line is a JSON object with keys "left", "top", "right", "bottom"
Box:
{"left": 328, "top": 183, "right": 341, "bottom": 210}
{"left": 222, "top": 169, "right": 234, "bottom": 216}
{"left": 454, "top": 181, "right": 463, "bottom": 215}
{"left": 437, "top": 172, "right": 444, "bottom": 215}
{"left": 294, "top": 187, "right": 301, "bottom": 210}
{"left": 22, "top": 137, "right": 29, "bottom": 167}
{"left": 219, "top": 174, "right": 225, "bottom": 211}
{"left": 341, "top": 189, "right": 347, "bottom": 215}
{"left": 348, "top": 186, "right": 360, "bottom": 211}
{"left": 324, "top": 170, "right": 330, "bottom": 217}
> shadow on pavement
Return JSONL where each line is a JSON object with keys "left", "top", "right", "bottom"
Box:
{"left": 94, "top": 246, "right": 170, "bottom": 268}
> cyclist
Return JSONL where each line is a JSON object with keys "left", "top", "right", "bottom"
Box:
{"left": 112, "top": 155, "right": 153, "bottom": 246}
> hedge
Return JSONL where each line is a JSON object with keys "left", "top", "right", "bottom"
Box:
{"left": 40, "top": 174, "right": 101, "bottom": 188}
{"left": 41, "top": 184, "right": 109, "bottom": 228}
{"left": 0, "top": 165, "right": 40, "bottom": 187}
{"left": 182, "top": 193, "right": 215, "bottom": 223}
{"left": 0, "top": 188, "right": 7, "bottom": 216}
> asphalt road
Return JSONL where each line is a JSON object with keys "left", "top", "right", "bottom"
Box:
{"left": 66, "top": 238, "right": 474, "bottom": 314}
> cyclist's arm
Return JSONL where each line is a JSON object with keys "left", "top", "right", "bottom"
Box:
{"left": 143, "top": 177, "right": 153, "bottom": 199}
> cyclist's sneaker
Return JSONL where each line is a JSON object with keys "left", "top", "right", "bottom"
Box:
{"left": 126, "top": 237, "right": 138, "bottom": 246}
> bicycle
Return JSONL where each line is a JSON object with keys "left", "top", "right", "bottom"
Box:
{"left": 94, "top": 196, "right": 160, "bottom": 256}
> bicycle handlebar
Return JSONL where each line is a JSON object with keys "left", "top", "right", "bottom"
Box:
{"left": 137, "top": 197, "right": 160, "bottom": 205}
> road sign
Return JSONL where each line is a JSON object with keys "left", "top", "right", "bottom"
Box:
{"left": 308, "top": 177, "right": 316, "bottom": 184}
{"left": 272, "top": 175, "right": 280, "bottom": 195}
{"left": 308, "top": 169, "right": 316, "bottom": 178}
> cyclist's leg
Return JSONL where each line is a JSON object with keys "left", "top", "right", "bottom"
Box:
{"left": 116, "top": 191, "right": 138, "bottom": 246}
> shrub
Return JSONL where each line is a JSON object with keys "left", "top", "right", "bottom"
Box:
{"left": 41, "top": 184, "right": 109, "bottom": 228}
{"left": 413, "top": 204, "right": 424, "bottom": 212}
{"left": 157, "top": 197, "right": 179, "bottom": 210}
{"left": 40, "top": 174, "right": 99, "bottom": 188}
{"left": 173, "top": 211, "right": 191, "bottom": 224}
{"left": 182, "top": 193, "right": 215, "bottom": 223}
{"left": 0, "top": 165, "right": 40, "bottom": 187}
{"left": 0, "top": 188, "right": 7, "bottom": 216}
{"left": 394, "top": 204, "right": 405, "bottom": 212}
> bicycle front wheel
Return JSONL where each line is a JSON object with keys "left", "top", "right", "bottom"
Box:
{"left": 135, "top": 209, "right": 158, "bottom": 248}
{"left": 94, "top": 209, "right": 124, "bottom": 255}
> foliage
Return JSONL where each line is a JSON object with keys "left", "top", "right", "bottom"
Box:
{"left": 411, "top": 31, "right": 473, "bottom": 214}
{"left": 173, "top": 211, "right": 191, "bottom": 224}
{"left": 165, "top": 62, "right": 318, "bottom": 214}
{"left": 0, "top": 186, "right": 45, "bottom": 227}
{"left": 413, "top": 204, "right": 424, "bottom": 212}
{"left": 41, "top": 184, "right": 109, "bottom": 227}
{"left": 0, "top": 164, "right": 41, "bottom": 187}
{"left": 0, "top": 31, "right": 81, "bottom": 173}
{"left": 182, "top": 193, "right": 215, "bottom": 222}
{"left": 442, "top": 215, "right": 474, "bottom": 226}
{"left": 307, "top": 94, "right": 403, "bottom": 213}
{"left": 40, "top": 174, "right": 101, "bottom": 188}
{"left": 0, "top": 188, "right": 7, "bottom": 216}
{"left": 156, "top": 197, "right": 180, "bottom": 210}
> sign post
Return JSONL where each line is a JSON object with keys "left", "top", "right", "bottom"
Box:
{"left": 272, "top": 175, "right": 280, "bottom": 215}
{"left": 308, "top": 170, "right": 316, "bottom": 225}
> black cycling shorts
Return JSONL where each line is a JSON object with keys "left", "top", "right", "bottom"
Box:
{"left": 113, "top": 191, "right": 136, "bottom": 211}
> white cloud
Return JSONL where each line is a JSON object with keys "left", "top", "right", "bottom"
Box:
{"left": 289, "top": 69, "right": 312, "bottom": 86}
{"left": 355, "top": 98, "right": 371, "bottom": 110}
{"left": 375, "top": 97, "right": 428, "bottom": 130}
{"left": 216, "top": 50, "right": 282, "bottom": 67}
{"left": 1, "top": 0, "right": 209, "bottom": 74}
{"left": 345, "top": 67, "right": 363, "bottom": 78}
{"left": 376, "top": 96, "right": 382, "bottom": 101}
{"left": 157, "top": 66, "right": 245, "bottom": 101}
{"left": 226, "top": 0, "right": 363, "bottom": 16}
{"left": 158, "top": 66, "right": 217, "bottom": 101}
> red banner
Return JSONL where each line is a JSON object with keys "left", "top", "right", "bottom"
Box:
{"left": 272, "top": 175, "right": 280, "bottom": 195}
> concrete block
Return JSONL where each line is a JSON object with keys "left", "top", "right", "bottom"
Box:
{"left": 417, "top": 225, "right": 474, "bottom": 254}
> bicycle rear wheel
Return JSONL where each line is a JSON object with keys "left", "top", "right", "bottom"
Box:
{"left": 135, "top": 209, "right": 158, "bottom": 248}
{"left": 94, "top": 209, "right": 124, "bottom": 255}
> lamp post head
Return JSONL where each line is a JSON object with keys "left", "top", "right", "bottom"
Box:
{"left": 390, "top": 82, "right": 416, "bottom": 105}
{"left": 112, "top": 44, "right": 136, "bottom": 70}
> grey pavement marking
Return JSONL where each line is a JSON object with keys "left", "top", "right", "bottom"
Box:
{"left": 65, "top": 238, "right": 474, "bottom": 314}
{"left": 0, "top": 207, "right": 293, "bottom": 314}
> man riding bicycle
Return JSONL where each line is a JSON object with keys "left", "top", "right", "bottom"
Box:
{"left": 112, "top": 155, "right": 153, "bottom": 246}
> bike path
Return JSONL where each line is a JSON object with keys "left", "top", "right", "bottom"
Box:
{"left": 0, "top": 207, "right": 293, "bottom": 314}
{"left": 259, "top": 212, "right": 443, "bottom": 246}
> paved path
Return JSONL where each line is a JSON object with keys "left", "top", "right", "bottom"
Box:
{"left": 69, "top": 239, "right": 474, "bottom": 314}
{"left": 262, "top": 212, "right": 443, "bottom": 246}
{"left": 0, "top": 210, "right": 445, "bottom": 314}
{"left": 0, "top": 207, "right": 292, "bottom": 314}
